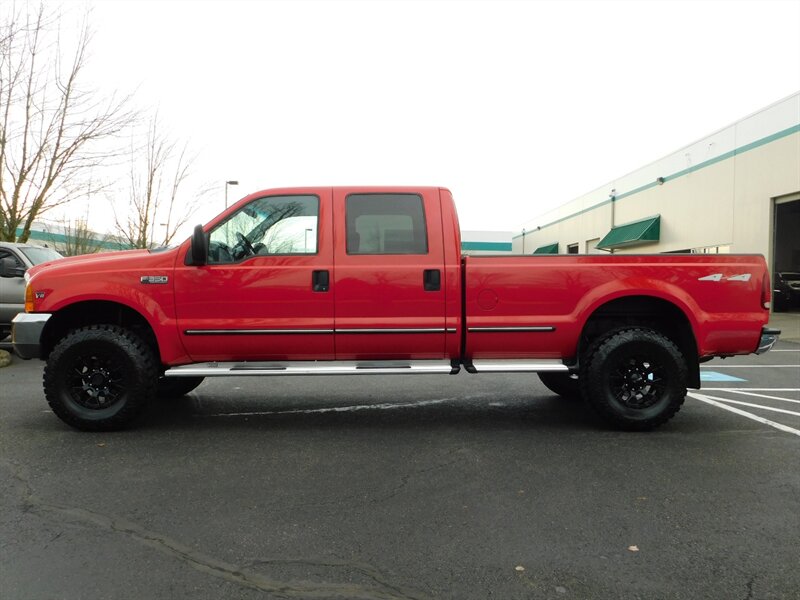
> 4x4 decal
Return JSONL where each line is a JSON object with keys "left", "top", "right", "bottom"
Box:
{"left": 698, "top": 273, "right": 752, "bottom": 282}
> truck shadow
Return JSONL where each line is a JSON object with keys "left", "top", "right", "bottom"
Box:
{"left": 143, "top": 391, "right": 603, "bottom": 433}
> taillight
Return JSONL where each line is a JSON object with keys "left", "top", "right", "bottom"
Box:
{"left": 761, "top": 272, "right": 771, "bottom": 310}
{"left": 24, "top": 284, "right": 35, "bottom": 312}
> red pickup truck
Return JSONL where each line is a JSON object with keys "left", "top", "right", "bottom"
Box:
{"left": 8, "top": 186, "right": 780, "bottom": 431}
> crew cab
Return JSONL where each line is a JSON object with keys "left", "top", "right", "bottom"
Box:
{"left": 9, "top": 187, "right": 780, "bottom": 431}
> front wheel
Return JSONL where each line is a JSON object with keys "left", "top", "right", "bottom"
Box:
{"left": 580, "top": 328, "right": 688, "bottom": 431}
{"left": 43, "top": 325, "right": 158, "bottom": 431}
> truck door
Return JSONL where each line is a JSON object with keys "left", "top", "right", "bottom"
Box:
{"left": 174, "top": 189, "right": 334, "bottom": 361}
{"left": 332, "top": 189, "right": 447, "bottom": 359}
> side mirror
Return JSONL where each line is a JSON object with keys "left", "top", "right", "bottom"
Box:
{"left": 0, "top": 257, "right": 25, "bottom": 278}
{"left": 186, "top": 224, "right": 208, "bottom": 266}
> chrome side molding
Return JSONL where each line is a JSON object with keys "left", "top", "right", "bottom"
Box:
{"left": 165, "top": 360, "right": 460, "bottom": 377}
{"left": 165, "top": 359, "right": 572, "bottom": 377}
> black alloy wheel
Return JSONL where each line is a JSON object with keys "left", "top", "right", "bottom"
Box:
{"left": 608, "top": 355, "right": 666, "bottom": 410}
{"left": 67, "top": 349, "right": 127, "bottom": 410}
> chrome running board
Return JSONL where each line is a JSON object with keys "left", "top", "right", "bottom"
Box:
{"left": 165, "top": 360, "right": 459, "bottom": 377}
{"left": 466, "top": 359, "right": 569, "bottom": 373}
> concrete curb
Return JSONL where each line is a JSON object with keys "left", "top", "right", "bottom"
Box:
{"left": 0, "top": 349, "right": 11, "bottom": 368}
{"left": 768, "top": 312, "right": 800, "bottom": 343}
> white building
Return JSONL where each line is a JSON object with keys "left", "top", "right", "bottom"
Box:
{"left": 514, "top": 93, "right": 800, "bottom": 277}
{"left": 461, "top": 230, "right": 513, "bottom": 255}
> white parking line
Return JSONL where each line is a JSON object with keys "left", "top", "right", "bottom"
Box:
{"left": 771, "top": 349, "right": 800, "bottom": 352}
{"left": 729, "top": 390, "right": 800, "bottom": 404}
{"left": 688, "top": 393, "right": 800, "bottom": 437}
{"left": 698, "top": 394, "right": 800, "bottom": 417}
{"left": 700, "top": 365, "right": 798, "bottom": 368}
{"left": 702, "top": 388, "right": 800, "bottom": 391}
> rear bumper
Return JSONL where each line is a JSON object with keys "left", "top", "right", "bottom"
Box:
{"left": 11, "top": 313, "right": 51, "bottom": 359}
{"left": 755, "top": 327, "right": 781, "bottom": 355}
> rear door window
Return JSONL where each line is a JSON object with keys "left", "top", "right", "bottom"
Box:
{"left": 345, "top": 194, "right": 428, "bottom": 255}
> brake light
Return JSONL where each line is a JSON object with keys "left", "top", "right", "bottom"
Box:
{"left": 24, "top": 284, "right": 34, "bottom": 312}
{"left": 761, "top": 272, "right": 771, "bottom": 310}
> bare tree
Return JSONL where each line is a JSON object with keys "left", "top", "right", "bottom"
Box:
{"left": 0, "top": 3, "right": 134, "bottom": 242}
{"left": 54, "top": 217, "right": 117, "bottom": 256}
{"left": 114, "top": 114, "right": 209, "bottom": 249}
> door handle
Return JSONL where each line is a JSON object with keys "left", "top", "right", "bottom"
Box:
{"left": 423, "top": 269, "right": 441, "bottom": 291}
{"left": 312, "top": 270, "right": 329, "bottom": 292}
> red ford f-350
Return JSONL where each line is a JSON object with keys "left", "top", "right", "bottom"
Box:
{"left": 6, "top": 187, "right": 780, "bottom": 431}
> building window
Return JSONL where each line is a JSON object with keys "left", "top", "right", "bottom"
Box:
{"left": 567, "top": 243, "right": 579, "bottom": 254}
{"left": 346, "top": 194, "right": 428, "bottom": 255}
{"left": 694, "top": 245, "right": 732, "bottom": 254}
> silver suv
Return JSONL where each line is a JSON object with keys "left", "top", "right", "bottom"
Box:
{"left": 0, "top": 242, "right": 63, "bottom": 338}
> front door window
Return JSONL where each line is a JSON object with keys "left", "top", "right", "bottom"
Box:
{"left": 208, "top": 195, "right": 319, "bottom": 263}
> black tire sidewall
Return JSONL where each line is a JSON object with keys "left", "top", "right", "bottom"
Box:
{"left": 44, "top": 326, "right": 156, "bottom": 431}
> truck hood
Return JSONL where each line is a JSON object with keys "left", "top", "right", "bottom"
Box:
{"left": 27, "top": 248, "right": 176, "bottom": 281}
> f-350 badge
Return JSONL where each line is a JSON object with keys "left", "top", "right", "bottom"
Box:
{"left": 140, "top": 275, "right": 169, "bottom": 284}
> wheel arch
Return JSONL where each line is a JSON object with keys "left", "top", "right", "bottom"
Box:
{"left": 578, "top": 294, "right": 700, "bottom": 388}
{"left": 41, "top": 300, "right": 160, "bottom": 362}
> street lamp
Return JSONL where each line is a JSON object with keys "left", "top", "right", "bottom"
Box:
{"left": 224, "top": 180, "right": 239, "bottom": 208}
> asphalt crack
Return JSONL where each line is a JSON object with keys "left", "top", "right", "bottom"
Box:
{"left": 0, "top": 458, "right": 433, "bottom": 600}
{"left": 744, "top": 574, "right": 757, "bottom": 600}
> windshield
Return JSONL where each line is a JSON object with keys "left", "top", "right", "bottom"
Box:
{"left": 19, "top": 246, "right": 63, "bottom": 265}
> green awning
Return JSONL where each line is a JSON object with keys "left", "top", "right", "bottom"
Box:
{"left": 533, "top": 243, "right": 559, "bottom": 254}
{"left": 597, "top": 215, "right": 660, "bottom": 250}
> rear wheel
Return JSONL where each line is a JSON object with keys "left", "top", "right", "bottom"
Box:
{"left": 43, "top": 325, "right": 157, "bottom": 431}
{"left": 580, "top": 328, "right": 687, "bottom": 431}
{"left": 538, "top": 372, "right": 580, "bottom": 399}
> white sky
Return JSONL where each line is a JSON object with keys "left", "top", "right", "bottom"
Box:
{"left": 73, "top": 0, "right": 800, "bottom": 235}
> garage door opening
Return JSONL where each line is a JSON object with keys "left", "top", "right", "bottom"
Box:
{"left": 773, "top": 195, "right": 800, "bottom": 313}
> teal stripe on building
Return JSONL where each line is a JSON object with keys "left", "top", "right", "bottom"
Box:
{"left": 513, "top": 123, "right": 800, "bottom": 240}
{"left": 461, "top": 241, "right": 513, "bottom": 252}
{"left": 17, "top": 228, "right": 131, "bottom": 251}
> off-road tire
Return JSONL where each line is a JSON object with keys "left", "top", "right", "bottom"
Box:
{"left": 43, "top": 325, "right": 158, "bottom": 431}
{"left": 580, "top": 327, "right": 687, "bottom": 431}
{"left": 156, "top": 376, "right": 205, "bottom": 398}
{"left": 538, "top": 372, "right": 580, "bottom": 399}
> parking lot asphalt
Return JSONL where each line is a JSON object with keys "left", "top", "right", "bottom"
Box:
{"left": 1, "top": 341, "right": 799, "bottom": 600}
